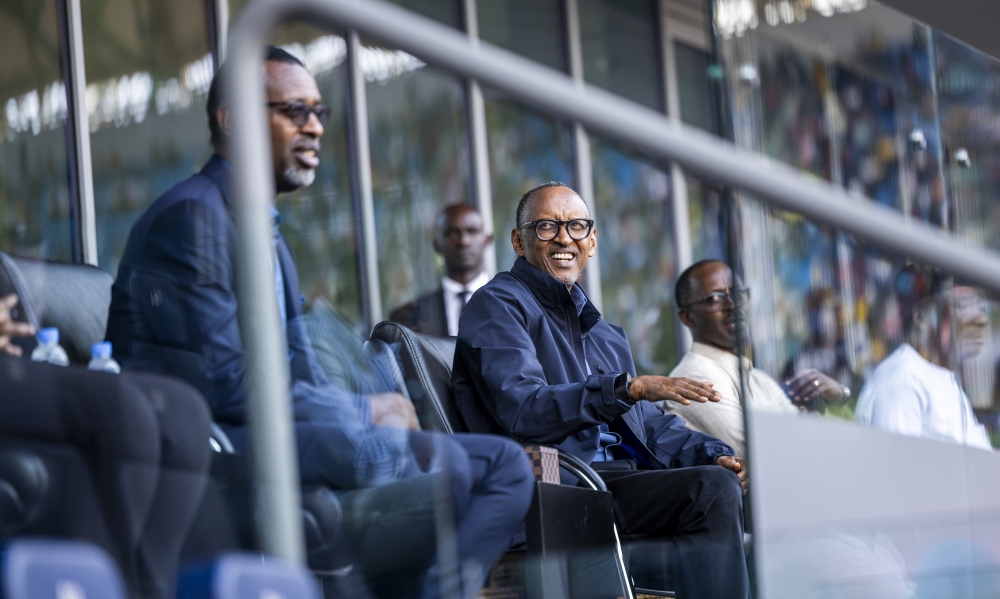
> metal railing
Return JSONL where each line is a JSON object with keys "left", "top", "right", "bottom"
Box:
{"left": 225, "top": 0, "right": 1000, "bottom": 561}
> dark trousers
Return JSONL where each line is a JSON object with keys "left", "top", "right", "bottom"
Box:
{"left": 599, "top": 466, "right": 750, "bottom": 599}
{"left": 0, "top": 357, "right": 212, "bottom": 599}
{"left": 333, "top": 431, "right": 534, "bottom": 599}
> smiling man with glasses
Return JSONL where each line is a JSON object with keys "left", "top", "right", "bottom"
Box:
{"left": 663, "top": 260, "right": 849, "bottom": 458}
{"left": 452, "top": 182, "right": 752, "bottom": 599}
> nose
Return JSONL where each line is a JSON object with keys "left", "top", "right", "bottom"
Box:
{"left": 552, "top": 222, "right": 573, "bottom": 245}
{"left": 302, "top": 111, "right": 324, "bottom": 138}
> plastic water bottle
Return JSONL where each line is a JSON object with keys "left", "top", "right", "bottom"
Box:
{"left": 87, "top": 341, "right": 121, "bottom": 374}
{"left": 30, "top": 327, "right": 70, "bottom": 367}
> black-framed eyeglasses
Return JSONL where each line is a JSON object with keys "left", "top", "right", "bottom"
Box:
{"left": 267, "top": 101, "right": 332, "bottom": 127}
{"left": 518, "top": 219, "right": 594, "bottom": 241}
{"left": 681, "top": 288, "right": 750, "bottom": 311}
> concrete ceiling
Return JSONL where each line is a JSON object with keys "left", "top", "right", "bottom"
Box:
{"left": 878, "top": 0, "right": 1000, "bottom": 60}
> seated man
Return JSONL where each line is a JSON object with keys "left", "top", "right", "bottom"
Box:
{"left": 855, "top": 265, "right": 992, "bottom": 449}
{"left": 106, "top": 46, "right": 533, "bottom": 599}
{"left": 663, "top": 260, "right": 849, "bottom": 457}
{"left": 390, "top": 204, "right": 493, "bottom": 336}
{"left": 0, "top": 293, "right": 211, "bottom": 599}
{"left": 451, "top": 182, "right": 750, "bottom": 599}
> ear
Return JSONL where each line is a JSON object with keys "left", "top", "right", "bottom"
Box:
{"left": 587, "top": 226, "right": 597, "bottom": 257}
{"left": 511, "top": 228, "right": 525, "bottom": 257}
{"left": 216, "top": 105, "right": 232, "bottom": 138}
{"left": 486, "top": 231, "right": 494, "bottom": 244}
{"left": 432, "top": 237, "right": 442, "bottom": 255}
{"left": 678, "top": 308, "right": 695, "bottom": 329}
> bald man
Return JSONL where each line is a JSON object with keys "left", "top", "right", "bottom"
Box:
{"left": 390, "top": 204, "right": 493, "bottom": 336}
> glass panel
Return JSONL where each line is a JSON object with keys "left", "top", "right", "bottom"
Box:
{"left": 592, "top": 139, "right": 677, "bottom": 373}
{"left": 0, "top": 1, "right": 73, "bottom": 260}
{"left": 366, "top": 53, "right": 470, "bottom": 319}
{"left": 385, "top": 0, "right": 460, "bottom": 28}
{"left": 82, "top": 0, "right": 213, "bottom": 273}
{"left": 271, "top": 24, "right": 359, "bottom": 327}
{"left": 675, "top": 41, "right": 721, "bottom": 134}
{"left": 478, "top": 0, "right": 567, "bottom": 72}
{"left": 935, "top": 31, "right": 1000, "bottom": 417}
{"left": 485, "top": 93, "right": 575, "bottom": 272}
{"left": 579, "top": 0, "right": 662, "bottom": 111}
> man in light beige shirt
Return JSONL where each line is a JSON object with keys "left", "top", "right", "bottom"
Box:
{"left": 658, "top": 260, "right": 849, "bottom": 457}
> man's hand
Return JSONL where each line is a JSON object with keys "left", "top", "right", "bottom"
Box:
{"left": 368, "top": 393, "right": 420, "bottom": 430}
{"left": 784, "top": 369, "right": 846, "bottom": 409}
{"left": 630, "top": 375, "right": 721, "bottom": 405}
{"left": 0, "top": 294, "right": 34, "bottom": 357}
{"left": 716, "top": 455, "right": 748, "bottom": 495}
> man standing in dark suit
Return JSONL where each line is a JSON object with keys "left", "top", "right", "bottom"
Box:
{"left": 389, "top": 204, "right": 492, "bottom": 336}
{"left": 106, "top": 46, "right": 533, "bottom": 599}
{"left": 451, "top": 181, "right": 751, "bottom": 599}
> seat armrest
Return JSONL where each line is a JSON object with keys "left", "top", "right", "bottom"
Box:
{"left": 555, "top": 451, "right": 607, "bottom": 492}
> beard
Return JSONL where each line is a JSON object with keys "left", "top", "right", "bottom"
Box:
{"left": 280, "top": 166, "right": 316, "bottom": 191}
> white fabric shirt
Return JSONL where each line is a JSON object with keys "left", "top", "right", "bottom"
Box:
{"left": 659, "top": 342, "right": 797, "bottom": 457}
{"left": 855, "top": 344, "right": 991, "bottom": 450}
{"left": 442, "top": 272, "right": 490, "bottom": 336}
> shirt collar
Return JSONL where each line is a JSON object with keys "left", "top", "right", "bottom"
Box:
{"left": 442, "top": 271, "right": 490, "bottom": 295}
{"left": 689, "top": 341, "right": 752, "bottom": 372}
{"left": 510, "top": 257, "right": 602, "bottom": 331}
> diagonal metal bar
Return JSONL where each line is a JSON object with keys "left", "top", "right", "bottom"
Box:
{"left": 226, "top": 0, "right": 1000, "bottom": 560}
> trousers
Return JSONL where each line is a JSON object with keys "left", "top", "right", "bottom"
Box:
{"left": 599, "top": 466, "right": 751, "bottom": 599}
{"left": 0, "top": 357, "right": 212, "bottom": 599}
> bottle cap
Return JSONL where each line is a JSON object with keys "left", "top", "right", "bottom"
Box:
{"left": 37, "top": 327, "right": 59, "bottom": 345}
{"left": 91, "top": 341, "right": 112, "bottom": 360}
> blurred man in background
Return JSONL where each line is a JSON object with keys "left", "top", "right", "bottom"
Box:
{"left": 390, "top": 204, "right": 492, "bottom": 336}
{"left": 856, "top": 265, "right": 991, "bottom": 449}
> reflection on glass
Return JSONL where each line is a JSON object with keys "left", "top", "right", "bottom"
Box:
{"left": 485, "top": 93, "right": 574, "bottom": 271}
{"left": 579, "top": 0, "right": 662, "bottom": 110}
{"left": 591, "top": 139, "right": 676, "bottom": 374}
{"left": 0, "top": 2, "right": 73, "bottom": 260}
{"left": 271, "top": 25, "right": 360, "bottom": 327}
{"left": 82, "top": 0, "right": 213, "bottom": 273}
{"left": 367, "top": 59, "right": 469, "bottom": 318}
{"left": 478, "top": 0, "right": 566, "bottom": 72}
{"left": 935, "top": 32, "right": 1000, "bottom": 412}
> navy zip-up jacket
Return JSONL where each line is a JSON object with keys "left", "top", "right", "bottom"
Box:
{"left": 451, "top": 257, "right": 734, "bottom": 468}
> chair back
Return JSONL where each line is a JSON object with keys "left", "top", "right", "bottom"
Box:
{"left": 369, "top": 321, "right": 465, "bottom": 433}
{"left": 1, "top": 538, "right": 127, "bottom": 599}
{"left": 176, "top": 553, "right": 321, "bottom": 599}
{"left": 0, "top": 253, "right": 113, "bottom": 364}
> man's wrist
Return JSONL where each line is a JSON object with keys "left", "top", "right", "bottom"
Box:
{"left": 614, "top": 372, "right": 636, "bottom": 405}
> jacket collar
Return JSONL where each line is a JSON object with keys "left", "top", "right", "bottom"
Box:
{"left": 510, "top": 257, "right": 602, "bottom": 332}
{"left": 200, "top": 154, "right": 233, "bottom": 207}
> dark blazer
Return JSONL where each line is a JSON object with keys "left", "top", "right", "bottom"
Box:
{"left": 389, "top": 288, "right": 448, "bottom": 337}
{"left": 451, "top": 257, "right": 735, "bottom": 469}
{"left": 107, "top": 156, "right": 332, "bottom": 424}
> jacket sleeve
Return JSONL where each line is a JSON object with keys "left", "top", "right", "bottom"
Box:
{"left": 454, "top": 284, "right": 631, "bottom": 444}
{"left": 640, "top": 402, "right": 736, "bottom": 467}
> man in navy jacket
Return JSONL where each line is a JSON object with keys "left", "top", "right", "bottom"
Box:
{"left": 452, "top": 182, "right": 750, "bottom": 599}
{"left": 106, "top": 46, "right": 533, "bottom": 599}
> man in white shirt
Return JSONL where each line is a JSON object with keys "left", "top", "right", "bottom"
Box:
{"left": 660, "top": 260, "right": 849, "bottom": 457}
{"left": 855, "top": 266, "right": 992, "bottom": 449}
{"left": 390, "top": 205, "right": 493, "bottom": 336}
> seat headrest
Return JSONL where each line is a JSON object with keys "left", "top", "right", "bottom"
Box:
{"left": 370, "top": 321, "right": 465, "bottom": 433}
{"left": 1, "top": 253, "right": 113, "bottom": 364}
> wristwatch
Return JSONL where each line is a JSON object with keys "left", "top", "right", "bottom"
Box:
{"left": 614, "top": 372, "right": 635, "bottom": 405}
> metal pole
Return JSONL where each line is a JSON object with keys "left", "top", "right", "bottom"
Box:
{"left": 207, "top": 0, "right": 230, "bottom": 71}
{"left": 59, "top": 0, "right": 98, "bottom": 266}
{"left": 225, "top": 4, "right": 304, "bottom": 561}
{"left": 660, "top": 0, "right": 694, "bottom": 356}
{"left": 346, "top": 30, "right": 383, "bottom": 331}
{"left": 461, "top": 0, "right": 497, "bottom": 276}
{"left": 563, "top": 0, "right": 604, "bottom": 311}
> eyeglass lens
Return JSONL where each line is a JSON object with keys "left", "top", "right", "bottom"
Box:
{"left": 535, "top": 219, "right": 592, "bottom": 241}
